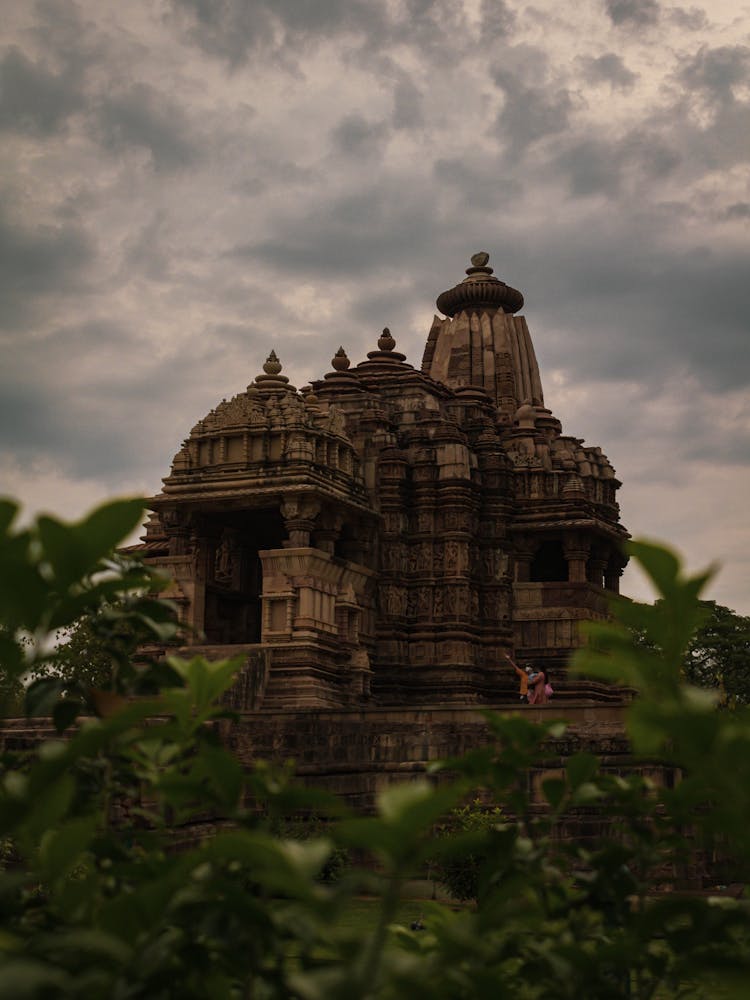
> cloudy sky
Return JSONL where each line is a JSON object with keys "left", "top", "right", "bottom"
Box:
{"left": 2, "top": 0, "right": 749, "bottom": 612}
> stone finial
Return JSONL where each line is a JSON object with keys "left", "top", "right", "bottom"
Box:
{"left": 263, "top": 350, "right": 282, "bottom": 375}
{"left": 378, "top": 327, "right": 396, "bottom": 352}
{"left": 255, "top": 349, "right": 291, "bottom": 391}
{"left": 466, "top": 251, "right": 494, "bottom": 277}
{"left": 435, "top": 252, "right": 523, "bottom": 316}
{"left": 332, "top": 346, "right": 350, "bottom": 371}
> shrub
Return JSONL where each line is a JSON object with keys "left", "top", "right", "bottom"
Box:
{"left": 431, "top": 799, "right": 504, "bottom": 902}
{"left": 1, "top": 501, "right": 750, "bottom": 997}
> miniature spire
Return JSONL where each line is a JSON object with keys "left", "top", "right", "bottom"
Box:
{"left": 263, "top": 350, "right": 282, "bottom": 375}
{"left": 365, "top": 326, "right": 407, "bottom": 364}
{"left": 254, "top": 350, "right": 292, "bottom": 392}
{"left": 378, "top": 327, "right": 396, "bottom": 352}
{"left": 332, "top": 346, "right": 351, "bottom": 371}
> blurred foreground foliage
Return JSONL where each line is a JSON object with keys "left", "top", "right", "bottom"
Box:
{"left": 1, "top": 499, "right": 750, "bottom": 998}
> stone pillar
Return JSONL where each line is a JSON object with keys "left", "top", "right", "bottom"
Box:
{"left": 313, "top": 511, "right": 344, "bottom": 555}
{"left": 563, "top": 536, "right": 591, "bottom": 584}
{"left": 605, "top": 558, "right": 624, "bottom": 594}
{"left": 514, "top": 535, "right": 535, "bottom": 582}
{"left": 281, "top": 497, "right": 321, "bottom": 548}
{"left": 588, "top": 546, "right": 608, "bottom": 588}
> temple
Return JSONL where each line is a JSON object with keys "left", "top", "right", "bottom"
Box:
{"left": 134, "top": 253, "right": 628, "bottom": 709}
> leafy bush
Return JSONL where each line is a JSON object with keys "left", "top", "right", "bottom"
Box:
{"left": 431, "top": 800, "right": 504, "bottom": 902}
{"left": 1, "top": 501, "right": 750, "bottom": 998}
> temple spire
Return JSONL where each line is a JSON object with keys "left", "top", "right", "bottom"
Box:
{"left": 422, "top": 253, "right": 541, "bottom": 417}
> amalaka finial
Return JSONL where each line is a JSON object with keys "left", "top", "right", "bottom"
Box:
{"left": 332, "top": 346, "right": 350, "bottom": 371}
{"left": 263, "top": 350, "right": 282, "bottom": 375}
{"left": 435, "top": 251, "right": 523, "bottom": 316}
{"left": 255, "top": 348, "right": 291, "bottom": 391}
{"left": 378, "top": 327, "right": 396, "bottom": 352}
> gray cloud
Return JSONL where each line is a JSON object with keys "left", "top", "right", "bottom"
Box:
{"left": 330, "top": 114, "right": 389, "bottom": 159}
{"left": 230, "top": 180, "right": 444, "bottom": 277}
{"left": 679, "top": 45, "right": 750, "bottom": 106}
{"left": 523, "top": 231, "right": 750, "bottom": 394}
{"left": 491, "top": 55, "right": 574, "bottom": 155}
{"left": 479, "top": 0, "right": 516, "bottom": 37}
{"left": 0, "top": 211, "right": 94, "bottom": 329}
{"left": 167, "top": 0, "right": 387, "bottom": 68}
{"left": 666, "top": 6, "right": 709, "bottom": 31}
{"left": 392, "top": 77, "right": 423, "bottom": 130}
{"left": 723, "top": 202, "right": 750, "bottom": 220}
{"left": 0, "top": 46, "right": 82, "bottom": 135}
{"left": 553, "top": 128, "right": 680, "bottom": 198}
{"left": 579, "top": 53, "right": 638, "bottom": 90}
{"left": 93, "top": 83, "right": 199, "bottom": 171}
{"left": 604, "top": 0, "right": 660, "bottom": 27}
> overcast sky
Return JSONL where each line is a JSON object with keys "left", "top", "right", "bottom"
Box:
{"left": 2, "top": 0, "right": 749, "bottom": 612}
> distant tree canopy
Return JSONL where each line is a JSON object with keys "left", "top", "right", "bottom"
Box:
{"left": 684, "top": 601, "right": 750, "bottom": 706}
{"left": 629, "top": 599, "right": 750, "bottom": 707}
{"left": 46, "top": 609, "right": 130, "bottom": 692}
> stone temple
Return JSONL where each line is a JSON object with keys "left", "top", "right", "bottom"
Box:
{"left": 135, "top": 252, "right": 629, "bottom": 713}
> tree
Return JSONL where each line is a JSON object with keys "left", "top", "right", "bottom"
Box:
{"left": 684, "top": 600, "right": 750, "bottom": 706}
{"left": 629, "top": 598, "right": 750, "bottom": 707}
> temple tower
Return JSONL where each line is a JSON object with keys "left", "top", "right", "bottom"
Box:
{"left": 134, "top": 253, "right": 628, "bottom": 707}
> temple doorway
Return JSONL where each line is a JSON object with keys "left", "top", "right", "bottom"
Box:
{"left": 203, "top": 508, "right": 285, "bottom": 644}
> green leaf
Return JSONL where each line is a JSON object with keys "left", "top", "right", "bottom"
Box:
{"left": 25, "top": 677, "right": 67, "bottom": 718}
{"left": 566, "top": 753, "right": 600, "bottom": 789}
{"left": 627, "top": 540, "right": 681, "bottom": 598}
{"left": 192, "top": 744, "right": 244, "bottom": 811}
{"left": 35, "top": 928, "right": 132, "bottom": 965}
{"left": 541, "top": 778, "right": 566, "bottom": 810}
{"left": 0, "top": 498, "right": 19, "bottom": 535}
{"left": 38, "top": 814, "right": 98, "bottom": 883}
{"left": 52, "top": 699, "right": 82, "bottom": 733}
{"left": 0, "top": 960, "right": 71, "bottom": 998}
{"left": 377, "top": 780, "right": 436, "bottom": 823}
{"left": 38, "top": 498, "right": 145, "bottom": 590}
{"left": 19, "top": 772, "right": 75, "bottom": 843}
{"left": 164, "top": 656, "right": 243, "bottom": 724}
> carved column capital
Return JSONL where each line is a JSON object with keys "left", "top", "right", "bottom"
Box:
{"left": 281, "top": 496, "right": 321, "bottom": 548}
{"left": 314, "top": 510, "right": 344, "bottom": 555}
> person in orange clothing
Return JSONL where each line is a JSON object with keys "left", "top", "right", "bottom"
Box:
{"left": 504, "top": 653, "right": 533, "bottom": 703}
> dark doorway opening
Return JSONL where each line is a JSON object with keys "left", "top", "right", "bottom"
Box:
{"left": 530, "top": 540, "right": 568, "bottom": 582}
{"left": 203, "top": 508, "right": 285, "bottom": 644}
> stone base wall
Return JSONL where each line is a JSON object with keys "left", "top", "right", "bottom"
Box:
{"left": 221, "top": 701, "right": 632, "bottom": 812}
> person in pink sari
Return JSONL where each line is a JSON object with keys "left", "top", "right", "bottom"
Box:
{"left": 527, "top": 668, "right": 548, "bottom": 705}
